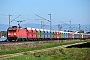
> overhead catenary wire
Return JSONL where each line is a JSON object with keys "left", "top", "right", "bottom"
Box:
{"left": 11, "top": 15, "right": 21, "bottom": 22}
{"left": 0, "top": 14, "right": 8, "bottom": 16}
{"left": 55, "top": 24, "right": 62, "bottom": 31}
{"left": 35, "top": 14, "right": 51, "bottom": 29}
{"left": 35, "top": 19, "right": 44, "bottom": 29}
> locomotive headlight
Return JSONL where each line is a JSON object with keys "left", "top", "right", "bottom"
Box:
{"left": 14, "top": 33, "right": 16, "bottom": 35}
{"left": 8, "top": 34, "right": 10, "bottom": 35}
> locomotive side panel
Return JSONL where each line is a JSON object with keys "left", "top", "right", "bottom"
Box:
{"left": 18, "top": 29, "right": 27, "bottom": 38}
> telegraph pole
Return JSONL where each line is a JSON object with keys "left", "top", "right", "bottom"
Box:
{"left": 9, "top": 14, "right": 12, "bottom": 27}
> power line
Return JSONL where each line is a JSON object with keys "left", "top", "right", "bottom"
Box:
{"left": 0, "top": 9, "right": 19, "bottom": 15}
{"left": 35, "top": 14, "right": 51, "bottom": 29}
{"left": 17, "top": 20, "right": 25, "bottom": 28}
{"left": 0, "top": 18, "right": 7, "bottom": 19}
{"left": 0, "top": 9, "right": 10, "bottom": 13}
{"left": 35, "top": 14, "right": 51, "bottom": 30}
{"left": 35, "top": 14, "right": 52, "bottom": 39}
{"left": 0, "top": 14, "right": 8, "bottom": 16}
{"left": 11, "top": 15, "right": 21, "bottom": 22}
{"left": 35, "top": 19, "right": 49, "bottom": 29}
{"left": 11, "top": 20, "right": 25, "bottom": 28}
{"left": 9, "top": 14, "right": 22, "bottom": 27}
{"left": 60, "top": 21, "right": 70, "bottom": 26}
{"left": 55, "top": 24, "right": 62, "bottom": 31}
{"left": 35, "top": 14, "right": 50, "bottom": 22}
{"left": 35, "top": 19, "right": 44, "bottom": 29}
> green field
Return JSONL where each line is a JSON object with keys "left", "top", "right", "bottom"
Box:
{"left": 0, "top": 40, "right": 88, "bottom": 55}
{"left": 6, "top": 48, "right": 90, "bottom": 60}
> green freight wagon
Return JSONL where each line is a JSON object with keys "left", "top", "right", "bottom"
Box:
{"left": 40, "top": 29, "right": 44, "bottom": 38}
{"left": 51, "top": 30, "right": 56, "bottom": 38}
{"left": 36, "top": 29, "right": 40, "bottom": 38}
{"left": 50, "top": 30, "right": 54, "bottom": 38}
{"left": 60, "top": 32, "right": 64, "bottom": 38}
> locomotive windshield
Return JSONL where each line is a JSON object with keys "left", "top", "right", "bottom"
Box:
{"left": 8, "top": 30, "right": 16, "bottom": 32}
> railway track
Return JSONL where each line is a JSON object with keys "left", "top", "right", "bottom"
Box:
{"left": 0, "top": 39, "right": 82, "bottom": 45}
{"left": 0, "top": 39, "right": 55, "bottom": 44}
{"left": 0, "top": 41, "right": 40, "bottom": 46}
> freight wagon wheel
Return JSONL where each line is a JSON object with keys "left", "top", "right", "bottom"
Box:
{"left": 7, "top": 39, "right": 12, "bottom": 42}
{"left": 6, "top": 39, "right": 12, "bottom": 42}
{"left": 6, "top": 39, "right": 9, "bottom": 42}
{"left": 15, "top": 39, "right": 18, "bottom": 42}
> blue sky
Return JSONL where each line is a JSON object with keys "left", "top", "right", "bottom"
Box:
{"left": 0, "top": 0, "right": 90, "bottom": 26}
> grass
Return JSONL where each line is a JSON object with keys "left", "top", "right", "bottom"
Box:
{"left": 6, "top": 48, "right": 90, "bottom": 60}
{"left": 0, "top": 40, "right": 89, "bottom": 55}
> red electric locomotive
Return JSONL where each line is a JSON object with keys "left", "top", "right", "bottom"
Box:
{"left": 7, "top": 26, "right": 27, "bottom": 41}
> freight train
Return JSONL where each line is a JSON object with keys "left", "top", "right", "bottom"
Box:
{"left": 7, "top": 26, "right": 90, "bottom": 42}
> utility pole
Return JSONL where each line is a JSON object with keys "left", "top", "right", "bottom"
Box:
{"left": 48, "top": 14, "right": 52, "bottom": 31}
{"left": 9, "top": 14, "right": 12, "bottom": 27}
{"left": 48, "top": 14, "right": 52, "bottom": 39}
{"left": 9, "top": 15, "right": 21, "bottom": 27}
{"left": 78, "top": 24, "right": 81, "bottom": 31}
{"left": 69, "top": 20, "right": 71, "bottom": 31}
{"left": 58, "top": 24, "right": 60, "bottom": 31}
{"left": 57, "top": 24, "right": 60, "bottom": 31}
{"left": 41, "top": 21, "right": 43, "bottom": 29}
{"left": 56, "top": 24, "right": 62, "bottom": 31}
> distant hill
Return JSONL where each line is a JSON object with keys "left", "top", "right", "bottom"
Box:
{"left": 0, "top": 24, "right": 8, "bottom": 31}
{"left": 21, "top": 23, "right": 41, "bottom": 28}
{"left": 21, "top": 23, "right": 51, "bottom": 29}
